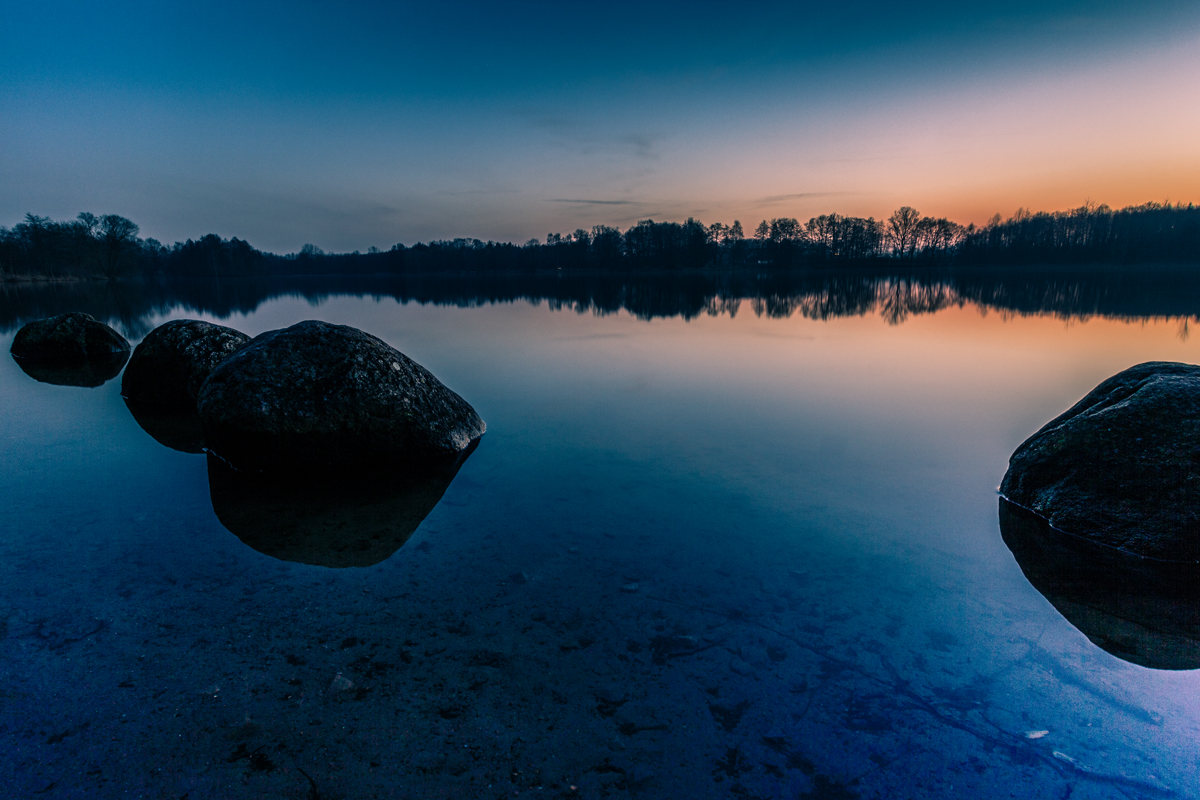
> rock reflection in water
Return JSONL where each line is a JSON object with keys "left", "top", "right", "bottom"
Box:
{"left": 124, "top": 400, "right": 206, "bottom": 453}
{"left": 12, "top": 350, "right": 128, "bottom": 387}
{"left": 206, "top": 443, "right": 477, "bottom": 568}
{"left": 999, "top": 498, "right": 1200, "bottom": 670}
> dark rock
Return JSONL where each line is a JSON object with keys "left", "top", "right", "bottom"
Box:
{"left": 122, "top": 319, "right": 249, "bottom": 410}
{"left": 124, "top": 405, "right": 206, "bottom": 454}
{"left": 121, "top": 320, "right": 249, "bottom": 452}
{"left": 1000, "top": 361, "right": 1200, "bottom": 561}
{"left": 196, "top": 320, "right": 485, "bottom": 473}
{"left": 206, "top": 442, "right": 476, "bottom": 567}
{"left": 999, "top": 499, "right": 1200, "bottom": 670}
{"left": 10, "top": 313, "right": 130, "bottom": 382}
{"left": 13, "top": 352, "right": 128, "bottom": 387}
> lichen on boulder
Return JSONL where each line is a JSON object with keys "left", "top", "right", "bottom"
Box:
{"left": 196, "top": 320, "right": 485, "bottom": 474}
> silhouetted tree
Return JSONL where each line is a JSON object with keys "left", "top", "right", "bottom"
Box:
{"left": 913, "top": 216, "right": 965, "bottom": 262}
{"left": 98, "top": 214, "right": 139, "bottom": 278}
{"left": 590, "top": 225, "right": 623, "bottom": 268}
{"left": 886, "top": 207, "right": 922, "bottom": 260}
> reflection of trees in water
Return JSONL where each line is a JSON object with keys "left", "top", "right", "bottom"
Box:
{"left": 774, "top": 276, "right": 878, "bottom": 321}
{"left": 952, "top": 268, "right": 1200, "bottom": 326}
{"left": 876, "top": 278, "right": 962, "bottom": 325}
{"left": 0, "top": 279, "right": 161, "bottom": 339}
{"left": 4, "top": 268, "right": 1200, "bottom": 335}
{"left": 703, "top": 296, "right": 742, "bottom": 318}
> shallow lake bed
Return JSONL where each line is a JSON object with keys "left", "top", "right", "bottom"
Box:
{"left": 2, "top": 273, "right": 1198, "bottom": 799}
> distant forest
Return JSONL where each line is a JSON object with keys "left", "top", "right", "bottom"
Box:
{"left": 1, "top": 202, "right": 1197, "bottom": 280}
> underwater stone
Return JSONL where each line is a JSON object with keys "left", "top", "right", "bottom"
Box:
{"left": 11, "top": 312, "right": 130, "bottom": 363}
{"left": 999, "top": 499, "right": 1200, "bottom": 669}
{"left": 122, "top": 319, "right": 250, "bottom": 410}
{"left": 12, "top": 351, "right": 128, "bottom": 387}
{"left": 1000, "top": 361, "right": 1200, "bottom": 562}
{"left": 196, "top": 319, "right": 485, "bottom": 474}
{"left": 206, "top": 443, "right": 475, "bottom": 567}
{"left": 328, "top": 673, "right": 355, "bottom": 694}
{"left": 125, "top": 404, "right": 207, "bottom": 454}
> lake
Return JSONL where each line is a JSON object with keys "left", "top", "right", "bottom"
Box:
{"left": 2, "top": 270, "right": 1199, "bottom": 799}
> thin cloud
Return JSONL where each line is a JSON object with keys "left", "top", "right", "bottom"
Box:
{"left": 444, "top": 187, "right": 520, "bottom": 196}
{"left": 756, "top": 191, "right": 852, "bottom": 205}
{"left": 550, "top": 198, "right": 642, "bottom": 206}
{"left": 620, "top": 133, "right": 659, "bottom": 160}
{"left": 817, "top": 156, "right": 905, "bottom": 164}
{"left": 521, "top": 113, "right": 579, "bottom": 131}
{"left": 513, "top": 109, "right": 661, "bottom": 160}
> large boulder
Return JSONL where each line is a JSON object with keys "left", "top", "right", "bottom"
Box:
{"left": 122, "top": 319, "right": 250, "bottom": 410}
{"left": 196, "top": 320, "right": 485, "bottom": 473}
{"left": 1000, "top": 361, "right": 1200, "bottom": 562}
{"left": 11, "top": 312, "right": 130, "bottom": 363}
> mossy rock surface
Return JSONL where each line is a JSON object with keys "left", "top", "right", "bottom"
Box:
{"left": 196, "top": 320, "right": 485, "bottom": 474}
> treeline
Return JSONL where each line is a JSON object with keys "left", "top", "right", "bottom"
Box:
{"left": 2, "top": 202, "right": 1197, "bottom": 279}
{"left": 0, "top": 213, "right": 149, "bottom": 279}
{"left": 956, "top": 202, "right": 1200, "bottom": 264}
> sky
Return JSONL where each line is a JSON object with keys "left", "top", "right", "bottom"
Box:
{"left": 2, "top": 0, "right": 1199, "bottom": 253}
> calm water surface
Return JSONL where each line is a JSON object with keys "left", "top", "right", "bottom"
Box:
{"left": 2, "top": 275, "right": 1198, "bottom": 798}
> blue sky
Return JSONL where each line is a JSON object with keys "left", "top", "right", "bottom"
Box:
{"left": 3, "top": 1, "right": 1198, "bottom": 252}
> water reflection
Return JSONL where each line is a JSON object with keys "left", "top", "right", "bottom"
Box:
{"left": 999, "top": 498, "right": 1200, "bottom": 670}
{"left": 6, "top": 276, "right": 1200, "bottom": 797}
{"left": 124, "top": 400, "right": 205, "bottom": 453}
{"left": 5, "top": 267, "right": 1200, "bottom": 335}
{"left": 205, "top": 443, "right": 477, "bottom": 568}
{"left": 12, "top": 350, "right": 128, "bottom": 387}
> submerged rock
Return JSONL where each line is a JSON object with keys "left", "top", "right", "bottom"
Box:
{"left": 206, "top": 442, "right": 476, "bottom": 567}
{"left": 999, "top": 499, "right": 1200, "bottom": 670}
{"left": 125, "top": 404, "right": 206, "bottom": 454}
{"left": 122, "top": 319, "right": 249, "bottom": 410}
{"left": 196, "top": 320, "right": 485, "bottom": 474}
{"left": 1000, "top": 361, "right": 1200, "bottom": 562}
{"left": 328, "top": 673, "right": 355, "bottom": 695}
{"left": 10, "top": 313, "right": 130, "bottom": 385}
{"left": 13, "top": 352, "right": 128, "bottom": 387}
